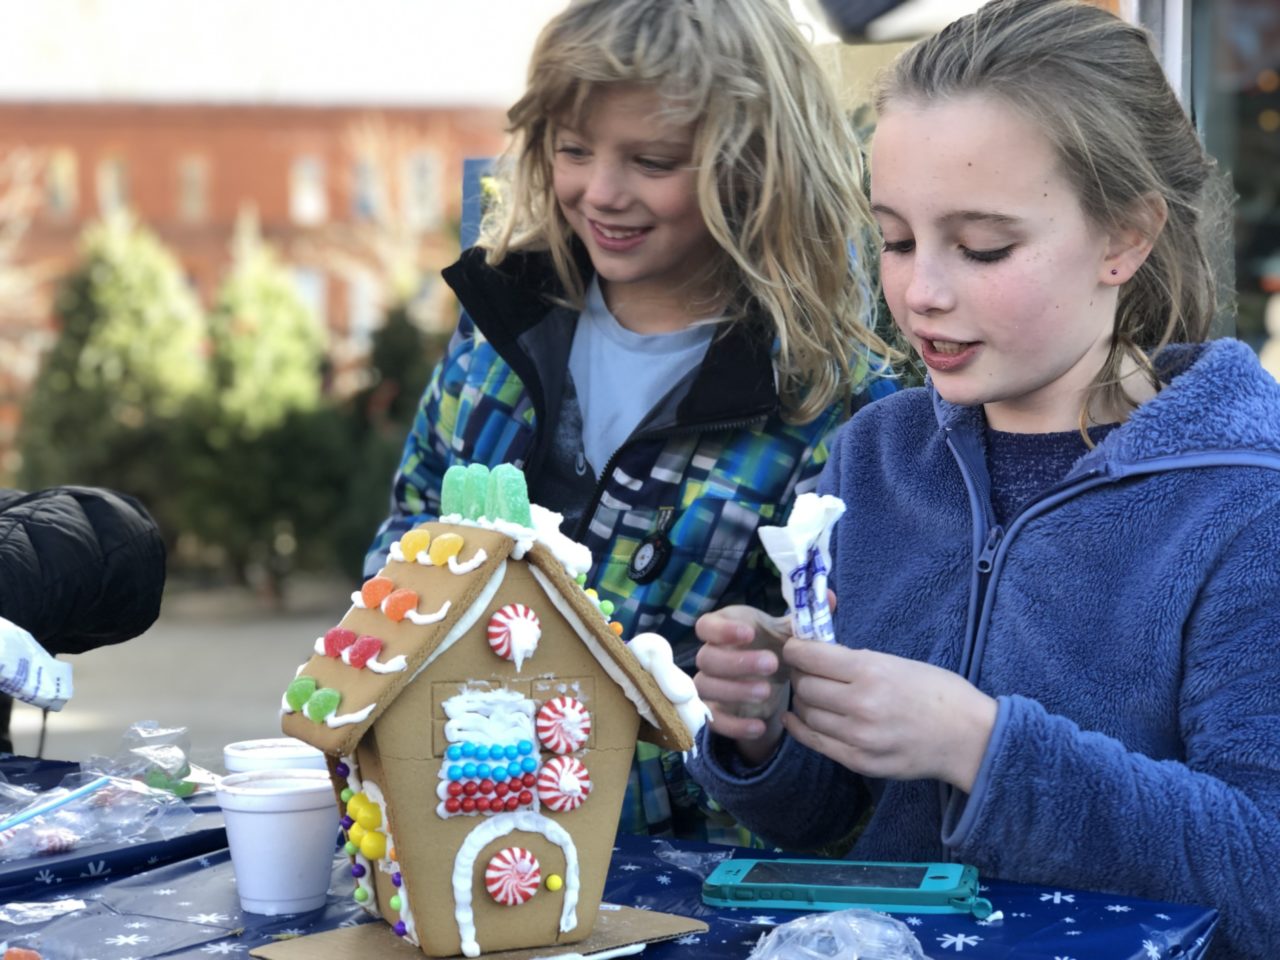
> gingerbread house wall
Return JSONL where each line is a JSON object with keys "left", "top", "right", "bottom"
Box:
{"left": 354, "top": 556, "right": 642, "bottom": 957}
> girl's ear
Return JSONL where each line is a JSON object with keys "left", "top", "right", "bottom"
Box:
{"left": 1101, "top": 194, "right": 1168, "bottom": 285}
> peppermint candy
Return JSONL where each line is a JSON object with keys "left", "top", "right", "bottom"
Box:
{"left": 536, "top": 755, "right": 592, "bottom": 813}
{"left": 485, "top": 846, "right": 541, "bottom": 906}
{"left": 487, "top": 604, "right": 541, "bottom": 670}
{"left": 536, "top": 696, "right": 591, "bottom": 754}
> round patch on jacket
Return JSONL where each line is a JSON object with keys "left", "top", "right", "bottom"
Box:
{"left": 628, "top": 533, "right": 671, "bottom": 585}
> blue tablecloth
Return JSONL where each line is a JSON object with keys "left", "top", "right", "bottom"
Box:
{"left": 2, "top": 756, "right": 1218, "bottom": 959}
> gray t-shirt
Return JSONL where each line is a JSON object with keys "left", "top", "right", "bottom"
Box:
{"left": 568, "top": 278, "right": 716, "bottom": 475}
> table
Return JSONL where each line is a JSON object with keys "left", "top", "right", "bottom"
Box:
{"left": 2, "top": 756, "right": 1218, "bottom": 959}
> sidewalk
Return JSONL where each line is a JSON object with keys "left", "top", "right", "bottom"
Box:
{"left": 9, "top": 575, "right": 354, "bottom": 771}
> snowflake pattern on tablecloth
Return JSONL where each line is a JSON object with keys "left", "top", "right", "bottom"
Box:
{"left": 187, "top": 913, "right": 230, "bottom": 924}
{"left": 1105, "top": 904, "right": 1133, "bottom": 913}
{"left": 674, "top": 935, "right": 702, "bottom": 945}
{"left": 153, "top": 888, "right": 177, "bottom": 895}
{"left": 905, "top": 917, "right": 922, "bottom": 926}
{"left": 1142, "top": 940, "right": 1161, "bottom": 959}
{"left": 655, "top": 874, "right": 672, "bottom": 886}
{"left": 749, "top": 915, "right": 776, "bottom": 925}
{"left": 104, "top": 934, "right": 149, "bottom": 947}
{"left": 937, "top": 932, "right": 982, "bottom": 952}
{"left": 1041, "top": 891, "right": 1075, "bottom": 904}
{"left": 80, "top": 861, "right": 110, "bottom": 878}
{"left": 618, "top": 863, "right": 642, "bottom": 871}
{"left": 1155, "top": 912, "right": 1170, "bottom": 920}
{"left": 35, "top": 869, "right": 58, "bottom": 884}
{"left": 124, "top": 922, "right": 149, "bottom": 929}
{"left": 200, "top": 943, "right": 243, "bottom": 955}
{"left": 1054, "top": 955, "right": 1076, "bottom": 960}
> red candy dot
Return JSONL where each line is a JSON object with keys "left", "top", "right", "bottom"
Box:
{"left": 445, "top": 798, "right": 461, "bottom": 814}
{"left": 518, "top": 790, "right": 533, "bottom": 806}
{"left": 462, "top": 798, "right": 476, "bottom": 813}
{"left": 505, "top": 796, "right": 519, "bottom": 811}
{"left": 447, "top": 782, "right": 463, "bottom": 797}
{"left": 463, "top": 782, "right": 479, "bottom": 797}
{"left": 477, "top": 797, "right": 491, "bottom": 812}
{"left": 522, "top": 772, "right": 537, "bottom": 788}
{"left": 494, "top": 782, "right": 510, "bottom": 798}
{"left": 480, "top": 779, "right": 495, "bottom": 794}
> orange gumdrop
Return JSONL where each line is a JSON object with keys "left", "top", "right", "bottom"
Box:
{"left": 6, "top": 949, "right": 44, "bottom": 960}
{"left": 388, "top": 845, "right": 398, "bottom": 862}
{"left": 361, "top": 576, "right": 395, "bottom": 608}
{"left": 383, "top": 588, "right": 419, "bottom": 622}
{"left": 609, "top": 621, "right": 624, "bottom": 635}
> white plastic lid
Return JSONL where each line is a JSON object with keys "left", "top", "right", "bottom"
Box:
{"left": 223, "top": 737, "right": 327, "bottom": 773}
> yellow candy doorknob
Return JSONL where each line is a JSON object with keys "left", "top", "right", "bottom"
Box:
{"left": 545, "top": 874, "right": 564, "bottom": 892}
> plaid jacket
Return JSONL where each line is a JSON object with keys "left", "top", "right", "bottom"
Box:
{"left": 368, "top": 247, "right": 895, "bottom": 669}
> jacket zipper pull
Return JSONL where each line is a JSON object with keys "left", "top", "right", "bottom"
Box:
{"left": 976, "top": 525, "right": 1004, "bottom": 574}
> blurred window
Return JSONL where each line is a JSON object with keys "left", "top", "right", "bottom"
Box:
{"left": 290, "top": 155, "right": 328, "bottom": 226}
{"left": 45, "top": 149, "right": 78, "bottom": 219}
{"left": 1192, "top": 0, "right": 1280, "bottom": 348}
{"left": 96, "top": 156, "right": 128, "bottom": 216}
{"left": 178, "top": 155, "right": 210, "bottom": 224}
{"left": 292, "top": 267, "right": 328, "bottom": 328}
{"left": 352, "top": 157, "right": 382, "bottom": 221}
{"left": 347, "top": 271, "right": 379, "bottom": 350}
{"left": 403, "top": 149, "right": 443, "bottom": 230}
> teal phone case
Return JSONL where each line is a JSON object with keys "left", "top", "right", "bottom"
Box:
{"left": 701, "top": 858, "right": 994, "bottom": 918}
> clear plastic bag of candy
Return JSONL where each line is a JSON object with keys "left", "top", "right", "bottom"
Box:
{"left": 0, "top": 769, "right": 194, "bottom": 862}
{"left": 746, "top": 908, "right": 928, "bottom": 960}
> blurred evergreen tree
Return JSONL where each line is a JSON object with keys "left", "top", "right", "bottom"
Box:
{"left": 18, "top": 213, "right": 207, "bottom": 533}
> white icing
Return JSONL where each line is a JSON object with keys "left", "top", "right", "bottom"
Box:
{"left": 506, "top": 616, "right": 540, "bottom": 672}
{"left": 443, "top": 689, "right": 536, "bottom": 744}
{"left": 324, "top": 702, "right": 376, "bottom": 728}
{"left": 389, "top": 541, "right": 405, "bottom": 562}
{"left": 364, "top": 653, "right": 408, "bottom": 674}
{"left": 527, "top": 565, "right": 662, "bottom": 732}
{"left": 452, "top": 811, "right": 580, "bottom": 958}
{"left": 404, "top": 599, "right": 451, "bottom": 626}
{"left": 437, "top": 505, "right": 592, "bottom": 577}
{"left": 626, "top": 633, "right": 711, "bottom": 751}
{"left": 312, "top": 635, "right": 326, "bottom": 655}
{"left": 350, "top": 591, "right": 367, "bottom": 608}
{"left": 449, "top": 548, "right": 489, "bottom": 575}
{"left": 406, "top": 561, "right": 507, "bottom": 686}
{"left": 415, "top": 550, "right": 435, "bottom": 566}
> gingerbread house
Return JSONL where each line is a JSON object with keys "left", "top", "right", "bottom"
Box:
{"left": 280, "top": 464, "right": 707, "bottom": 958}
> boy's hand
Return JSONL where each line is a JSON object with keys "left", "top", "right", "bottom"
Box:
{"left": 693, "top": 606, "right": 791, "bottom": 763}
{"left": 781, "top": 641, "right": 997, "bottom": 792}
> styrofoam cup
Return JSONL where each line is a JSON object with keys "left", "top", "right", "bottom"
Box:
{"left": 216, "top": 768, "right": 338, "bottom": 915}
{"left": 223, "top": 737, "right": 327, "bottom": 773}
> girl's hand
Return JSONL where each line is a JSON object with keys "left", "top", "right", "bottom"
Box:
{"left": 693, "top": 606, "right": 791, "bottom": 764}
{"left": 781, "top": 640, "right": 997, "bottom": 792}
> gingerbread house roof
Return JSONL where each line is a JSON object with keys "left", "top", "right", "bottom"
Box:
{"left": 281, "top": 520, "right": 696, "bottom": 758}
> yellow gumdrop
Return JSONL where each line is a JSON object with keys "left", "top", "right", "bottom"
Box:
{"left": 546, "top": 874, "right": 563, "bottom": 892}
{"left": 428, "top": 533, "right": 465, "bottom": 566}
{"left": 356, "top": 804, "right": 382, "bottom": 830}
{"left": 348, "top": 822, "right": 367, "bottom": 845}
{"left": 360, "top": 829, "right": 387, "bottom": 861}
{"left": 400, "top": 529, "right": 431, "bottom": 562}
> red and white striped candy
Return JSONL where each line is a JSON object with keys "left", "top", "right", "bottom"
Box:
{"left": 536, "top": 696, "right": 591, "bottom": 755}
{"left": 485, "top": 846, "right": 541, "bottom": 906}
{"left": 487, "top": 604, "right": 541, "bottom": 667}
{"left": 536, "top": 755, "right": 592, "bottom": 813}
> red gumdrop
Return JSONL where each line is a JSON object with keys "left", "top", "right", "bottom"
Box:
{"left": 324, "top": 627, "right": 357, "bottom": 658}
{"left": 347, "top": 635, "right": 383, "bottom": 669}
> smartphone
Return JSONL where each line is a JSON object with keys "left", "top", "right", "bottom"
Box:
{"left": 701, "top": 857, "right": 993, "bottom": 918}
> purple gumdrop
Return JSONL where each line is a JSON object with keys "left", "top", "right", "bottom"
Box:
{"left": 352, "top": 863, "right": 366, "bottom": 878}
{"left": 335, "top": 762, "right": 350, "bottom": 778}
{"left": 340, "top": 815, "right": 354, "bottom": 829}
{"left": 394, "top": 922, "right": 407, "bottom": 937}
{"left": 392, "top": 871, "right": 402, "bottom": 887}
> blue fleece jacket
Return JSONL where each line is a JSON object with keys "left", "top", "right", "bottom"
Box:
{"left": 687, "top": 339, "right": 1280, "bottom": 960}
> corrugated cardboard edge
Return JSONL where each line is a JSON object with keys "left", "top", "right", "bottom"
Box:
{"left": 249, "top": 905, "right": 708, "bottom": 960}
{"left": 525, "top": 543, "right": 692, "bottom": 754}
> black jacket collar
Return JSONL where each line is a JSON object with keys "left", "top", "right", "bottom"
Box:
{"left": 441, "top": 246, "right": 779, "bottom": 427}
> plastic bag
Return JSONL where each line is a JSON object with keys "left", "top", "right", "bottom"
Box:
{"left": 747, "top": 908, "right": 929, "bottom": 960}
{"left": 652, "top": 838, "right": 734, "bottom": 880}
{"left": 0, "top": 769, "right": 194, "bottom": 863}
{"left": 91, "top": 721, "right": 201, "bottom": 796}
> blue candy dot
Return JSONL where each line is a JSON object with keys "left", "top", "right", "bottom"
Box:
{"left": 448, "top": 765, "right": 463, "bottom": 781}
{"left": 477, "top": 763, "right": 491, "bottom": 778}
{"left": 521, "top": 757, "right": 538, "bottom": 773}
{"left": 463, "top": 763, "right": 478, "bottom": 778}
{"left": 518, "top": 740, "right": 534, "bottom": 756}
{"left": 461, "top": 742, "right": 476, "bottom": 758}
{"left": 493, "top": 767, "right": 509, "bottom": 781}
{"left": 504, "top": 744, "right": 519, "bottom": 760}
{"left": 489, "top": 745, "right": 505, "bottom": 761}
{"left": 507, "top": 762, "right": 522, "bottom": 778}
{"left": 446, "top": 745, "right": 463, "bottom": 761}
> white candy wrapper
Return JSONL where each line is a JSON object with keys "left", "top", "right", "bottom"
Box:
{"left": 757, "top": 494, "right": 846, "bottom": 643}
{"left": 0, "top": 616, "right": 73, "bottom": 711}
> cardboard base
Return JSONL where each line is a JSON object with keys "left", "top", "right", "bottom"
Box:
{"left": 249, "top": 904, "right": 707, "bottom": 960}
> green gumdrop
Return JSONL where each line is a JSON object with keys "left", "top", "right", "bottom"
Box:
{"left": 389, "top": 894, "right": 403, "bottom": 911}
{"left": 461, "top": 463, "right": 490, "bottom": 520}
{"left": 304, "top": 687, "right": 342, "bottom": 723}
{"left": 286, "top": 676, "right": 318, "bottom": 713}
{"left": 144, "top": 769, "right": 172, "bottom": 790}
{"left": 345, "top": 840, "right": 358, "bottom": 855}
{"left": 354, "top": 887, "right": 369, "bottom": 903}
{"left": 171, "top": 780, "right": 197, "bottom": 798}
{"left": 575, "top": 573, "right": 587, "bottom": 586}
{"left": 486, "top": 463, "right": 531, "bottom": 527}
{"left": 599, "top": 599, "right": 615, "bottom": 616}
{"left": 440, "top": 464, "right": 468, "bottom": 516}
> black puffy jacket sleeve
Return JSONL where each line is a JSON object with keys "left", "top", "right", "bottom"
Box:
{"left": 0, "top": 486, "right": 166, "bottom": 655}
